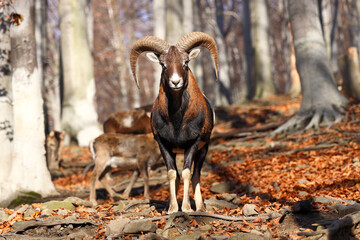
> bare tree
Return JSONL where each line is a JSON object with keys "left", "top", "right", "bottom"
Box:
{"left": 0, "top": 0, "right": 57, "bottom": 207}
{"left": 250, "top": 0, "right": 276, "bottom": 99}
{"left": 153, "top": 0, "right": 165, "bottom": 98}
{"left": 273, "top": 0, "right": 349, "bottom": 135}
{"left": 59, "top": 0, "right": 101, "bottom": 145}
{"left": 0, "top": 2, "right": 13, "bottom": 182}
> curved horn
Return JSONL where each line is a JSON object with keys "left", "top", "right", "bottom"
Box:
{"left": 130, "top": 36, "right": 170, "bottom": 88}
{"left": 176, "top": 32, "right": 219, "bottom": 80}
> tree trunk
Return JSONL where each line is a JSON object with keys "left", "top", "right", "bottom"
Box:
{"left": 250, "top": 0, "right": 276, "bottom": 99}
{"left": 153, "top": 0, "right": 165, "bottom": 98}
{"left": 106, "top": 0, "right": 129, "bottom": 109}
{"left": 59, "top": 0, "right": 101, "bottom": 145}
{"left": 273, "top": 0, "right": 349, "bottom": 135}
{"left": 166, "top": 0, "right": 182, "bottom": 45}
{"left": 342, "top": 47, "right": 360, "bottom": 99}
{"left": 243, "top": 0, "right": 254, "bottom": 100}
{"left": 0, "top": 0, "right": 57, "bottom": 207}
{"left": 0, "top": 3, "right": 13, "bottom": 182}
{"left": 213, "top": 0, "right": 232, "bottom": 105}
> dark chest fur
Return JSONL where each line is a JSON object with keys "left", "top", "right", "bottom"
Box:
{"left": 151, "top": 91, "right": 213, "bottom": 150}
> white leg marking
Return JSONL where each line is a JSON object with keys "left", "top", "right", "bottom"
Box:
{"left": 168, "top": 169, "right": 178, "bottom": 213}
{"left": 192, "top": 174, "right": 205, "bottom": 211}
{"left": 181, "top": 168, "right": 193, "bottom": 212}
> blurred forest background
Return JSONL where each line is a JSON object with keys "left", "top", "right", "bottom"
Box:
{"left": 46, "top": 0, "right": 358, "bottom": 139}
{"left": 0, "top": 0, "right": 360, "bottom": 205}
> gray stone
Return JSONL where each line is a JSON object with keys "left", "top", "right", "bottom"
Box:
{"left": 205, "top": 198, "right": 238, "bottom": 211}
{"left": 41, "top": 200, "right": 75, "bottom": 211}
{"left": 199, "top": 224, "right": 212, "bottom": 232}
{"left": 298, "top": 191, "right": 309, "bottom": 197}
{"left": 245, "top": 185, "right": 260, "bottom": 194}
{"left": 123, "top": 220, "right": 157, "bottom": 234}
{"left": 173, "top": 231, "right": 204, "bottom": 240}
{"left": 242, "top": 204, "right": 258, "bottom": 216}
{"left": 298, "top": 179, "right": 309, "bottom": 184}
{"left": 113, "top": 200, "right": 129, "bottom": 211}
{"left": 220, "top": 193, "right": 237, "bottom": 202}
{"left": 210, "top": 182, "right": 235, "bottom": 194}
{"left": 106, "top": 218, "right": 130, "bottom": 236}
{"left": 63, "top": 197, "right": 93, "bottom": 207}
{"left": 0, "top": 209, "right": 8, "bottom": 221}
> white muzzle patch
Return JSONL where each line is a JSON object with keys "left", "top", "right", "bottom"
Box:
{"left": 169, "top": 72, "right": 183, "bottom": 90}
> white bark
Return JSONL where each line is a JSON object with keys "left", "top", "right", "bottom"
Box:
{"left": 0, "top": 0, "right": 57, "bottom": 206}
{"left": 0, "top": 4, "right": 12, "bottom": 182}
{"left": 250, "top": 0, "right": 275, "bottom": 99}
{"left": 59, "top": 0, "right": 101, "bottom": 145}
{"left": 153, "top": 0, "right": 165, "bottom": 97}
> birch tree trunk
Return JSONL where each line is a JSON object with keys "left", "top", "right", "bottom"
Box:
{"left": 166, "top": 0, "right": 182, "bottom": 45}
{"left": 250, "top": 0, "right": 275, "bottom": 99}
{"left": 0, "top": 3, "right": 13, "bottom": 182}
{"left": 153, "top": 0, "right": 165, "bottom": 98}
{"left": 0, "top": 0, "right": 57, "bottom": 207}
{"left": 59, "top": 0, "right": 101, "bottom": 145}
{"left": 214, "top": 0, "right": 232, "bottom": 105}
{"left": 273, "top": 0, "right": 349, "bottom": 135}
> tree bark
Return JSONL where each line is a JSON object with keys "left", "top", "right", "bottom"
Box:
{"left": 166, "top": 0, "right": 182, "bottom": 45}
{"left": 153, "top": 0, "right": 165, "bottom": 98}
{"left": 250, "top": 0, "right": 276, "bottom": 99}
{"left": 59, "top": 0, "right": 101, "bottom": 145}
{"left": 243, "top": 0, "right": 254, "bottom": 100}
{"left": 273, "top": 0, "right": 349, "bottom": 135}
{"left": 0, "top": 3, "right": 13, "bottom": 182}
{"left": 0, "top": 0, "right": 57, "bottom": 207}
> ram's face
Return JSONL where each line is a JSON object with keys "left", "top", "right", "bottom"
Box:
{"left": 159, "top": 46, "right": 189, "bottom": 91}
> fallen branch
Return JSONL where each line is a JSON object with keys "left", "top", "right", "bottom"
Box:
{"left": 148, "top": 210, "right": 283, "bottom": 223}
{"left": 298, "top": 211, "right": 360, "bottom": 237}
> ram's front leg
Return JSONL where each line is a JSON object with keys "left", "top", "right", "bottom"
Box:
{"left": 192, "top": 145, "right": 208, "bottom": 212}
{"left": 182, "top": 141, "right": 201, "bottom": 212}
{"left": 157, "top": 140, "right": 179, "bottom": 213}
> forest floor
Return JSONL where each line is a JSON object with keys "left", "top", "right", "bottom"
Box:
{"left": 1, "top": 95, "right": 360, "bottom": 240}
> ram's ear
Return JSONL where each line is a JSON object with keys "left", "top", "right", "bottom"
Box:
{"left": 189, "top": 49, "right": 201, "bottom": 61}
{"left": 146, "top": 52, "right": 160, "bottom": 63}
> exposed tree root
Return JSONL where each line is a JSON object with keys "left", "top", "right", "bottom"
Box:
{"left": 271, "top": 105, "right": 347, "bottom": 138}
{"left": 298, "top": 211, "right": 360, "bottom": 238}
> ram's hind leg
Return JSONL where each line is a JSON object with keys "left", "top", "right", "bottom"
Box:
{"left": 192, "top": 145, "right": 208, "bottom": 212}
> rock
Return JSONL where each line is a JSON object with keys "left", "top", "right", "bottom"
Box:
{"left": 8, "top": 191, "right": 42, "bottom": 209}
{"left": 145, "top": 233, "right": 168, "bottom": 240}
{"left": 220, "top": 193, "right": 237, "bottom": 202}
{"left": 63, "top": 196, "right": 93, "bottom": 207}
{"left": 41, "top": 200, "right": 75, "bottom": 211}
{"left": 298, "top": 191, "right": 309, "bottom": 197}
{"left": 23, "top": 207, "right": 36, "bottom": 218}
{"left": 123, "top": 220, "right": 157, "bottom": 234}
{"left": 0, "top": 209, "right": 9, "bottom": 221}
{"left": 210, "top": 235, "right": 230, "bottom": 240}
{"left": 205, "top": 198, "right": 238, "bottom": 211}
{"left": 245, "top": 185, "right": 260, "bottom": 195}
{"left": 311, "top": 196, "right": 356, "bottom": 205}
{"left": 106, "top": 218, "right": 130, "bottom": 236}
{"left": 229, "top": 233, "right": 263, "bottom": 240}
{"left": 330, "top": 203, "right": 360, "bottom": 217}
{"left": 242, "top": 204, "right": 258, "bottom": 216}
{"left": 113, "top": 200, "right": 129, "bottom": 211}
{"left": 173, "top": 231, "right": 204, "bottom": 240}
{"left": 298, "top": 179, "right": 309, "bottom": 184}
{"left": 41, "top": 209, "right": 53, "bottom": 217}
{"left": 199, "top": 224, "right": 212, "bottom": 232}
{"left": 210, "top": 183, "right": 235, "bottom": 194}
{"left": 57, "top": 208, "right": 69, "bottom": 215}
